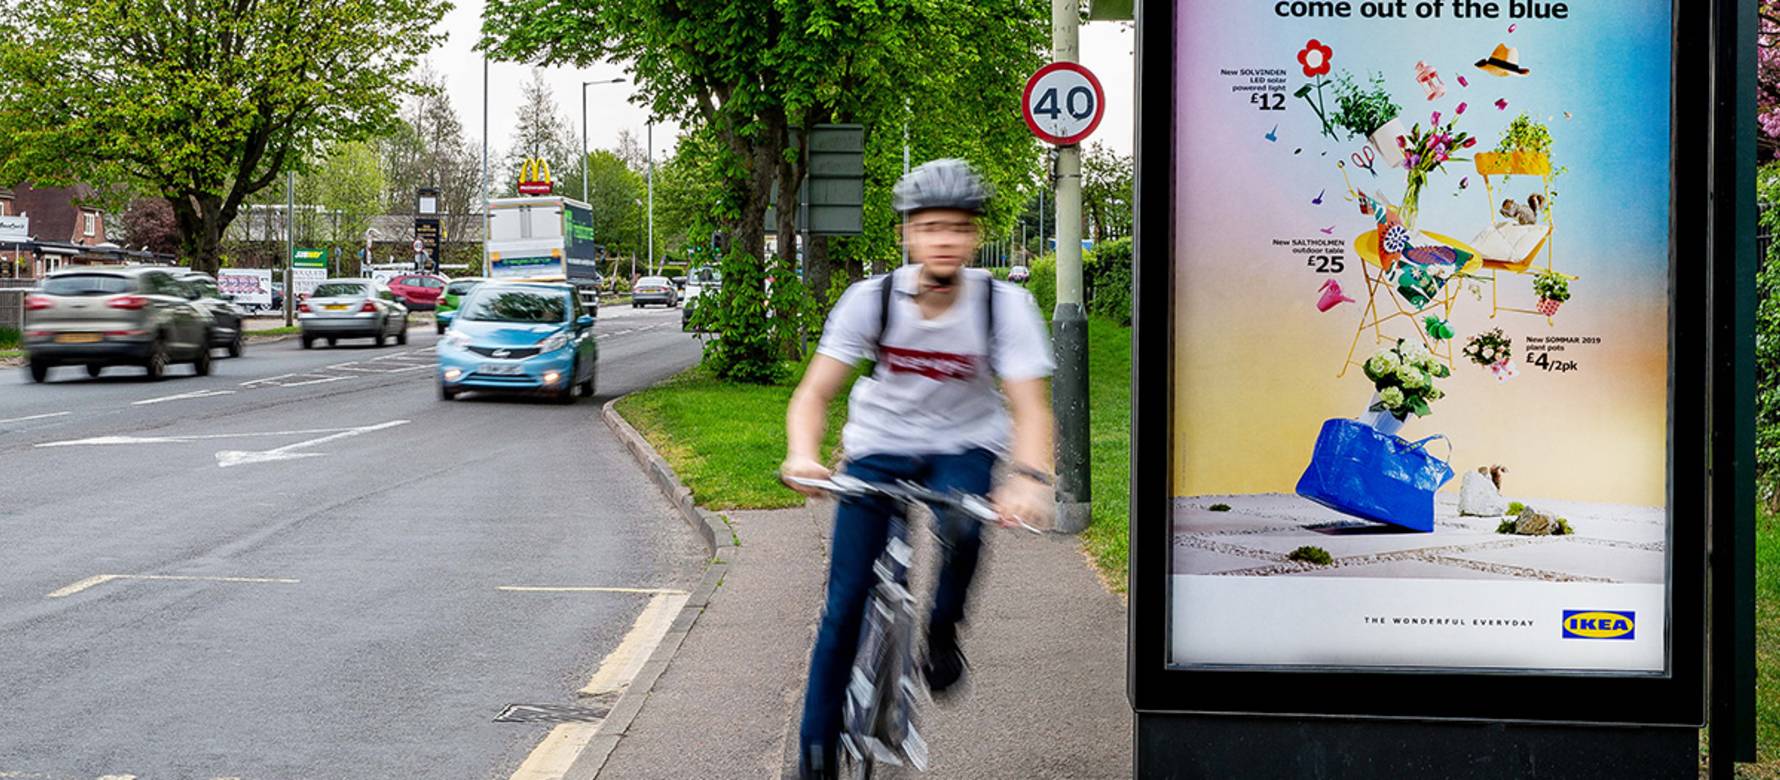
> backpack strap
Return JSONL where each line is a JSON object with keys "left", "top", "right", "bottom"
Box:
{"left": 871, "top": 271, "right": 895, "bottom": 377}
{"left": 982, "top": 272, "right": 997, "bottom": 376}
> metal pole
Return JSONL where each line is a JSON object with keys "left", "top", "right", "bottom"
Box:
{"left": 1039, "top": 175, "right": 1046, "bottom": 256}
{"left": 284, "top": 170, "right": 294, "bottom": 327}
{"left": 581, "top": 83, "right": 589, "bottom": 204}
{"left": 481, "top": 56, "right": 489, "bottom": 276}
{"left": 646, "top": 121, "right": 655, "bottom": 275}
{"left": 1050, "top": 0, "right": 1090, "bottom": 534}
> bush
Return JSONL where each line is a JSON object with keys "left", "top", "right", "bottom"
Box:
{"left": 1288, "top": 545, "right": 1333, "bottom": 565}
{"left": 1759, "top": 162, "right": 1780, "bottom": 509}
{"left": 1507, "top": 501, "right": 1526, "bottom": 515}
{"left": 0, "top": 326, "right": 19, "bottom": 350}
{"left": 1086, "top": 236, "right": 1133, "bottom": 325}
{"left": 1027, "top": 254, "right": 1057, "bottom": 320}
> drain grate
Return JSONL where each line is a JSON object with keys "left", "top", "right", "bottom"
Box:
{"left": 494, "top": 703, "right": 611, "bottom": 724}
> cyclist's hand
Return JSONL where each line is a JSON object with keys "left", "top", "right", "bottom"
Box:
{"left": 780, "top": 456, "right": 832, "bottom": 497}
{"left": 991, "top": 476, "right": 1053, "bottom": 530}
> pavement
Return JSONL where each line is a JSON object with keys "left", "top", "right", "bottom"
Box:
{"left": 0, "top": 305, "right": 709, "bottom": 779}
{"left": 592, "top": 497, "right": 1132, "bottom": 779}
{"left": 1172, "top": 493, "right": 1665, "bottom": 583}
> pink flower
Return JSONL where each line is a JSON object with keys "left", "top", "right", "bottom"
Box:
{"left": 1435, "top": 152, "right": 1448, "bottom": 162}
{"left": 1397, "top": 135, "right": 1408, "bottom": 148}
{"left": 1456, "top": 102, "right": 1468, "bottom": 114}
{"left": 1495, "top": 98, "right": 1508, "bottom": 110}
{"left": 1458, "top": 75, "right": 1469, "bottom": 87}
{"left": 1431, "top": 111, "right": 1441, "bottom": 127}
{"left": 1463, "top": 137, "right": 1478, "bottom": 148}
{"left": 1407, "top": 153, "right": 1422, "bottom": 167}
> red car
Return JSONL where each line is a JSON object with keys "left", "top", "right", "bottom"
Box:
{"left": 386, "top": 274, "right": 448, "bottom": 310}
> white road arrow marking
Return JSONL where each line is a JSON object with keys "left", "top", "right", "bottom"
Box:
{"left": 214, "top": 419, "right": 408, "bottom": 467}
{"left": 38, "top": 427, "right": 362, "bottom": 448}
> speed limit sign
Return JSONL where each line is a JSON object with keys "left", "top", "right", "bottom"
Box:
{"left": 1022, "top": 62, "right": 1106, "bottom": 146}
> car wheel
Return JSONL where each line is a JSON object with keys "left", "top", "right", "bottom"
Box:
{"left": 86, "top": 364, "right": 103, "bottom": 378}
{"left": 326, "top": 337, "right": 338, "bottom": 347}
{"left": 192, "top": 347, "right": 212, "bottom": 377}
{"left": 439, "top": 383, "right": 457, "bottom": 401}
{"left": 632, "top": 302, "right": 640, "bottom": 309}
{"left": 396, "top": 321, "right": 408, "bottom": 346}
{"left": 436, "top": 322, "right": 446, "bottom": 335}
{"left": 227, "top": 331, "right": 243, "bottom": 358}
{"left": 374, "top": 324, "right": 387, "bottom": 347}
{"left": 301, "top": 334, "right": 313, "bottom": 349}
{"left": 28, "top": 360, "right": 51, "bottom": 383}
{"left": 578, "top": 368, "right": 596, "bottom": 398}
{"left": 144, "top": 339, "right": 168, "bottom": 381}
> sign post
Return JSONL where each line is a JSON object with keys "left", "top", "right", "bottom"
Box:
{"left": 1131, "top": 0, "right": 1749, "bottom": 776}
{"left": 1025, "top": 57, "right": 1105, "bottom": 535}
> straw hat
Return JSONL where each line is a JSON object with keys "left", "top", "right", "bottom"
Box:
{"left": 1474, "top": 44, "right": 1530, "bottom": 77}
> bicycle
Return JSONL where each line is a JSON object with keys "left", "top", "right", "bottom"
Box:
{"left": 784, "top": 473, "right": 1042, "bottom": 779}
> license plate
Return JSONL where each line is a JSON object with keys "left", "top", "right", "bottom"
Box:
{"left": 480, "top": 363, "right": 526, "bottom": 376}
{"left": 324, "top": 304, "right": 349, "bottom": 311}
{"left": 54, "top": 333, "right": 101, "bottom": 344}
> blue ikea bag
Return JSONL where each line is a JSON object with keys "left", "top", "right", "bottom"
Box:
{"left": 1294, "top": 419, "right": 1454, "bottom": 532}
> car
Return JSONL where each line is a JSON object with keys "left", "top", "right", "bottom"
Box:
{"left": 632, "top": 276, "right": 678, "bottom": 308}
{"left": 297, "top": 278, "right": 410, "bottom": 348}
{"left": 22, "top": 266, "right": 216, "bottom": 382}
{"left": 680, "top": 266, "right": 721, "bottom": 332}
{"left": 436, "top": 277, "right": 487, "bottom": 334}
{"left": 436, "top": 282, "right": 598, "bottom": 404}
{"left": 1007, "top": 265, "right": 1031, "bottom": 283}
{"left": 387, "top": 273, "right": 448, "bottom": 310}
{"left": 177, "top": 272, "right": 246, "bottom": 358}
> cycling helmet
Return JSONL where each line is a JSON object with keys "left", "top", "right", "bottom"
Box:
{"left": 892, "top": 158, "right": 991, "bottom": 215}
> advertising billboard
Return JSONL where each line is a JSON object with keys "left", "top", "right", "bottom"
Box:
{"left": 1167, "top": 0, "right": 1674, "bottom": 676}
{"left": 217, "top": 268, "right": 273, "bottom": 307}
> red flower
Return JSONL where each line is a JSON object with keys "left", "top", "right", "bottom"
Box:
{"left": 1298, "top": 39, "right": 1333, "bottom": 78}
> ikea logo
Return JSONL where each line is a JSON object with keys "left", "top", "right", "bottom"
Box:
{"left": 1562, "top": 610, "right": 1635, "bottom": 640}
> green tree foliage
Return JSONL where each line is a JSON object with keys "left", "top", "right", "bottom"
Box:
{"left": 1082, "top": 142, "right": 1134, "bottom": 243}
{"left": 296, "top": 141, "right": 386, "bottom": 252}
{"left": 0, "top": 0, "right": 447, "bottom": 274}
{"left": 1086, "top": 236, "right": 1133, "bottom": 325}
{"left": 380, "top": 68, "right": 485, "bottom": 246}
{"left": 1757, "top": 163, "right": 1780, "bottom": 508}
{"left": 581, "top": 149, "right": 646, "bottom": 262}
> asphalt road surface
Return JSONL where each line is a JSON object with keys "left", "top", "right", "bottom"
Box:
{"left": 0, "top": 305, "right": 707, "bottom": 779}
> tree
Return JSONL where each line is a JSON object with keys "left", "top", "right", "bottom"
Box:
{"left": 500, "top": 69, "right": 582, "bottom": 198}
{"left": 0, "top": 0, "right": 447, "bottom": 274}
{"left": 614, "top": 129, "right": 650, "bottom": 173}
{"left": 120, "top": 199, "right": 181, "bottom": 257}
{"left": 580, "top": 149, "right": 646, "bottom": 262}
{"left": 381, "top": 68, "right": 485, "bottom": 247}
{"left": 1081, "top": 142, "right": 1134, "bottom": 243}
{"left": 297, "top": 141, "right": 386, "bottom": 252}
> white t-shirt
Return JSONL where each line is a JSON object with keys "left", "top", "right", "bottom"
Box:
{"left": 816, "top": 266, "right": 1054, "bottom": 458}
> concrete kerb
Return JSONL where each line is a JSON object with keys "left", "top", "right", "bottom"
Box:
{"left": 565, "top": 399, "right": 738, "bottom": 779}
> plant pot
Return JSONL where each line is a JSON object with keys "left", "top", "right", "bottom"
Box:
{"left": 1535, "top": 298, "right": 1562, "bottom": 317}
{"left": 1368, "top": 117, "right": 1409, "bottom": 168}
{"left": 1359, "top": 392, "right": 1408, "bottom": 437}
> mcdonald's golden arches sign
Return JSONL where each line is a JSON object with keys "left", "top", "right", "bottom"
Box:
{"left": 517, "top": 158, "right": 553, "bottom": 195}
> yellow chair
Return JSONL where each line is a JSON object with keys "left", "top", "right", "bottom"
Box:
{"left": 1472, "top": 151, "right": 1572, "bottom": 324}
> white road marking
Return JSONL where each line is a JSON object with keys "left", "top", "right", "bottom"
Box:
{"left": 132, "top": 389, "right": 236, "bottom": 405}
{"left": 46, "top": 573, "right": 300, "bottom": 598}
{"left": 215, "top": 419, "right": 409, "bottom": 467}
{"left": 95, "top": 775, "right": 138, "bottom": 780}
{"left": 505, "top": 590, "right": 692, "bottom": 780}
{"left": 38, "top": 427, "right": 362, "bottom": 448}
{"left": 0, "top": 411, "right": 71, "bottom": 424}
{"left": 496, "top": 586, "right": 689, "bottom": 595}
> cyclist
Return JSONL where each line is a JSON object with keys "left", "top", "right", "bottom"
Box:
{"left": 780, "top": 158, "right": 1057, "bottom": 779}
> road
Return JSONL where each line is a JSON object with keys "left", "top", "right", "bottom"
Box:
{"left": 0, "top": 305, "right": 706, "bottom": 779}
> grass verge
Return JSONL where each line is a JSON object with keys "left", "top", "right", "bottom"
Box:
{"left": 245, "top": 326, "right": 300, "bottom": 337}
{"left": 615, "top": 361, "right": 852, "bottom": 510}
{"left": 1754, "top": 507, "right": 1779, "bottom": 776}
{"left": 1081, "top": 317, "right": 1132, "bottom": 592}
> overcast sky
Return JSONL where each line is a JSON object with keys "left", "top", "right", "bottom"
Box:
{"left": 429, "top": 3, "right": 1136, "bottom": 168}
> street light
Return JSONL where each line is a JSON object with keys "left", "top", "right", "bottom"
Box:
{"left": 581, "top": 78, "right": 625, "bottom": 203}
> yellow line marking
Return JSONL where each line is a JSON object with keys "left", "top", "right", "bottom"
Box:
{"left": 505, "top": 590, "right": 691, "bottom": 780}
{"left": 46, "top": 574, "right": 299, "bottom": 598}
{"left": 578, "top": 592, "right": 690, "bottom": 697}
{"left": 508, "top": 723, "right": 601, "bottom": 780}
{"left": 496, "top": 586, "right": 689, "bottom": 595}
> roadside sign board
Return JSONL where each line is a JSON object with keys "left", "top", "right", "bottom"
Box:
{"left": 414, "top": 217, "right": 442, "bottom": 263}
{"left": 1131, "top": 0, "right": 1711, "bottom": 734}
{"left": 292, "top": 267, "right": 326, "bottom": 297}
{"left": 217, "top": 269, "right": 273, "bottom": 307}
{"left": 0, "top": 215, "right": 27, "bottom": 242}
{"left": 1023, "top": 62, "right": 1105, "bottom": 146}
{"left": 292, "top": 248, "right": 328, "bottom": 269}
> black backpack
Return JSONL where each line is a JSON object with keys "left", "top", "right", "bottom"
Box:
{"left": 869, "top": 269, "right": 997, "bottom": 377}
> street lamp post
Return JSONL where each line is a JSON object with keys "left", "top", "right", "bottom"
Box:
{"left": 580, "top": 78, "right": 624, "bottom": 204}
{"left": 646, "top": 120, "right": 654, "bottom": 276}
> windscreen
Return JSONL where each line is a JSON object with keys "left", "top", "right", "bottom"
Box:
{"left": 461, "top": 290, "right": 566, "bottom": 323}
{"left": 446, "top": 280, "right": 483, "bottom": 295}
{"left": 312, "top": 283, "right": 369, "bottom": 298}
{"left": 42, "top": 274, "right": 133, "bottom": 296}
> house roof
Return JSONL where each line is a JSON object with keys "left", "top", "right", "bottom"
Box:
{"left": 8, "top": 183, "right": 100, "bottom": 243}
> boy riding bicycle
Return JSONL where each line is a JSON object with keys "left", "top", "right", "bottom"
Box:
{"left": 780, "top": 158, "right": 1057, "bottom": 779}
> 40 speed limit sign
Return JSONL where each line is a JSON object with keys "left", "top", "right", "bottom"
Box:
{"left": 1022, "top": 62, "right": 1106, "bottom": 146}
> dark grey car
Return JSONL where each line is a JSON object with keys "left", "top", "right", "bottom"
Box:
{"left": 178, "top": 272, "right": 246, "bottom": 358}
{"left": 22, "top": 266, "right": 215, "bottom": 382}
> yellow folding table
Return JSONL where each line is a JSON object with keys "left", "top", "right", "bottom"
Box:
{"left": 1337, "top": 230, "right": 1483, "bottom": 378}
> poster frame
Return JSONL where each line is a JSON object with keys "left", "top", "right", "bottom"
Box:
{"left": 1128, "top": 0, "right": 1708, "bottom": 726}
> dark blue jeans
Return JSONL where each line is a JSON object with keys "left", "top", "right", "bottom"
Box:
{"left": 798, "top": 448, "right": 996, "bottom": 774}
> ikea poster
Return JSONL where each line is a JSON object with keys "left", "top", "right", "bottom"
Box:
{"left": 1168, "top": 0, "right": 1672, "bottom": 673}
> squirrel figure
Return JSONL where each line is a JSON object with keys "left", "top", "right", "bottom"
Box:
{"left": 1499, "top": 193, "right": 1545, "bottom": 225}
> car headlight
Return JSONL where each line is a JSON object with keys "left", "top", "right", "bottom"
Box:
{"left": 441, "top": 330, "right": 471, "bottom": 348}
{"left": 540, "top": 331, "right": 569, "bottom": 353}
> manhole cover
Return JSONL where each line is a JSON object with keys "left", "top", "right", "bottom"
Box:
{"left": 494, "top": 703, "right": 611, "bottom": 724}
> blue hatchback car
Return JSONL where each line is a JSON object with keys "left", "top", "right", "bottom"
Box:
{"left": 436, "top": 282, "right": 597, "bottom": 403}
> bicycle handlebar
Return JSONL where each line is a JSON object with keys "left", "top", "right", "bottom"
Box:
{"left": 783, "top": 474, "right": 1045, "bottom": 535}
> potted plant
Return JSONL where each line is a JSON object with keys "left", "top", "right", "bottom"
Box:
{"left": 1493, "top": 113, "right": 1566, "bottom": 181}
{"left": 1398, "top": 109, "right": 1476, "bottom": 228}
{"left": 1330, "top": 71, "right": 1405, "bottom": 164}
{"left": 1360, "top": 339, "right": 1450, "bottom": 436}
{"left": 1532, "top": 270, "right": 1571, "bottom": 316}
{"left": 1462, "top": 327, "right": 1517, "bottom": 380}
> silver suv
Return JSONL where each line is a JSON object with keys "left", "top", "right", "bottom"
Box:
{"left": 22, "top": 266, "right": 216, "bottom": 383}
{"left": 297, "top": 278, "right": 409, "bottom": 349}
